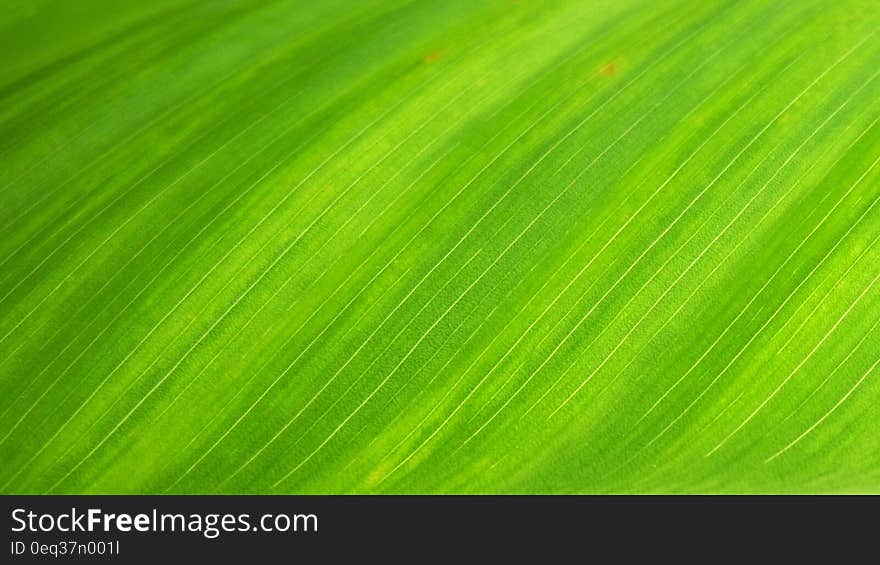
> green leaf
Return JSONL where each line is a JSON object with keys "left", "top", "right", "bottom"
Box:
{"left": 1, "top": 0, "right": 879, "bottom": 493}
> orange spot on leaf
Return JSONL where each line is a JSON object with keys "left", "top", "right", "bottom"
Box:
{"left": 424, "top": 50, "right": 442, "bottom": 64}
{"left": 599, "top": 62, "right": 617, "bottom": 77}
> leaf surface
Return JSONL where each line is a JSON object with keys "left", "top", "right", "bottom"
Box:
{"left": 1, "top": 0, "right": 879, "bottom": 493}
